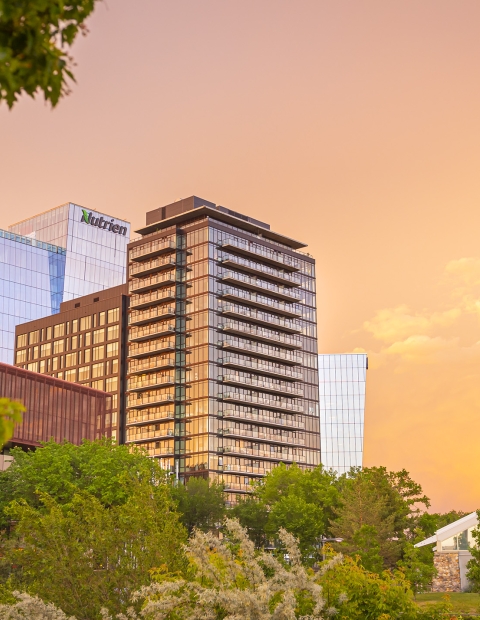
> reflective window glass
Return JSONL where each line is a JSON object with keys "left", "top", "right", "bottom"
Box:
{"left": 54, "top": 323, "right": 65, "bottom": 338}
{"left": 107, "top": 325, "right": 119, "bottom": 341}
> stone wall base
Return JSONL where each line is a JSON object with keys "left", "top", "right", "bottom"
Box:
{"left": 432, "top": 552, "right": 461, "bottom": 592}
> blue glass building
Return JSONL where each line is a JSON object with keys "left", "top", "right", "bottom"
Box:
{"left": 0, "top": 203, "right": 130, "bottom": 363}
{"left": 318, "top": 353, "right": 367, "bottom": 474}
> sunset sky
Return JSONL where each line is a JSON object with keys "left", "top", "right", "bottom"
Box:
{"left": 1, "top": 1, "right": 480, "bottom": 512}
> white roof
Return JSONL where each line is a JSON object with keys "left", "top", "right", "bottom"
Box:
{"left": 414, "top": 512, "right": 478, "bottom": 548}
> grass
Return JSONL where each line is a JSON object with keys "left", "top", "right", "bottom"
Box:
{"left": 416, "top": 592, "right": 480, "bottom": 614}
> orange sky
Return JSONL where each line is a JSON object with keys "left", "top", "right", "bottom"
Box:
{"left": 1, "top": 1, "right": 480, "bottom": 512}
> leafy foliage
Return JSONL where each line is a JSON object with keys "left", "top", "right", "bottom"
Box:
{"left": 171, "top": 477, "right": 226, "bottom": 535}
{"left": 0, "top": 0, "right": 99, "bottom": 108}
{"left": 0, "top": 399, "right": 24, "bottom": 449}
{"left": 466, "top": 509, "right": 480, "bottom": 592}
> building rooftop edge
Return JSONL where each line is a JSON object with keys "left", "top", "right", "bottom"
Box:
{"left": 135, "top": 205, "right": 307, "bottom": 250}
{"left": 8, "top": 202, "right": 130, "bottom": 229}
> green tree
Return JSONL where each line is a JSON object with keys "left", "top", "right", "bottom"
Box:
{"left": 1, "top": 481, "right": 186, "bottom": 620}
{"left": 172, "top": 477, "right": 226, "bottom": 534}
{"left": 0, "top": 398, "right": 24, "bottom": 449}
{"left": 0, "top": 0, "right": 100, "bottom": 108}
{"left": 466, "top": 509, "right": 480, "bottom": 592}
{"left": 396, "top": 541, "right": 436, "bottom": 595}
{"left": 0, "top": 438, "right": 164, "bottom": 527}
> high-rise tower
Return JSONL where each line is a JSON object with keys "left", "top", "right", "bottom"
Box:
{"left": 126, "top": 197, "right": 320, "bottom": 503}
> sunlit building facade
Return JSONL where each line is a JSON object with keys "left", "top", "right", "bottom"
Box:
{"left": 0, "top": 203, "right": 130, "bottom": 364}
{"left": 318, "top": 353, "right": 367, "bottom": 474}
{"left": 125, "top": 196, "right": 320, "bottom": 502}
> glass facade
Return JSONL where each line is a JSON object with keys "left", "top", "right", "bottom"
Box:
{"left": 318, "top": 353, "right": 367, "bottom": 474}
{"left": 126, "top": 198, "right": 320, "bottom": 503}
{"left": 0, "top": 203, "right": 129, "bottom": 364}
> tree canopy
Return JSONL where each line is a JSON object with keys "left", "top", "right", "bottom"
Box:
{"left": 0, "top": 398, "right": 24, "bottom": 449}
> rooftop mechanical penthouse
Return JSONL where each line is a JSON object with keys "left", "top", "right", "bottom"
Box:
{"left": 126, "top": 196, "right": 320, "bottom": 503}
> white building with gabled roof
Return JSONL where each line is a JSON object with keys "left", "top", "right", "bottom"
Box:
{"left": 415, "top": 511, "right": 478, "bottom": 592}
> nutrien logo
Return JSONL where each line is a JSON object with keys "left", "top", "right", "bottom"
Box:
{"left": 80, "top": 209, "right": 127, "bottom": 236}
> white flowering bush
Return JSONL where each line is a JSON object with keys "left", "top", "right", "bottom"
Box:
{"left": 0, "top": 592, "right": 75, "bottom": 620}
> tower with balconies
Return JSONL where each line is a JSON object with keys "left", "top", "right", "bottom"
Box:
{"left": 125, "top": 197, "right": 320, "bottom": 503}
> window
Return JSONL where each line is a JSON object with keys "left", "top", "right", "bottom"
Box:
{"left": 52, "top": 357, "right": 59, "bottom": 371}
{"left": 99, "top": 311, "right": 106, "bottom": 326}
{"left": 80, "top": 316, "right": 92, "bottom": 331}
{"left": 27, "top": 362, "right": 38, "bottom": 372}
{"left": 71, "top": 336, "right": 78, "bottom": 350}
{"left": 93, "top": 328, "right": 105, "bottom": 344}
{"left": 92, "top": 362, "right": 104, "bottom": 378}
{"left": 57, "top": 371, "right": 64, "bottom": 380}
{"left": 53, "top": 323, "right": 65, "bottom": 338}
{"left": 111, "top": 394, "right": 118, "bottom": 410}
{"left": 106, "top": 377, "right": 118, "bottom": 393}
{"left": 64, "top": 369, "right": 76, "bottom": 381}
{"left": 16, "top": 349, "right": 27, "bottom": 364}
{"left": 29, "top": 330, "right": 40, "bottom": 345}
{"left": 53, "top": 340, "right": 64, "bottom": 354}
{"left": 17, "top": 334, "right": 27, "bottom": 348}
{"left": 84, "top": 332, "right": 92, "bottom": 347}
{"left": 46, "top": 326, "right": 52, "bottom": 340}
{"left": 110, "top": 358, "right": 119, "bottom": 375}
{"left": 71, "top": 319, "right": 79, "bottom": 333}
{"left": 107, "top": 325, "right": 119, "bottom": 341}
{"left": 83, "top": 349, "right": 91, "bottom": 363}
{"left": 107, "top": 308, "right": 119, "bottom": 323}
{"left": 41, "top": 342, "right": 51, "bottom": 357}
{"left": 91, "top": 379, "right": 104, "bottom": 391}
{"left": 93, "top": 345, "right": 104, "bottom": 361}
{"left": 78, "top": 366, "right": 90, "bottom": 381}
{"left": 32, "top": 346, "right": 39, "bottom": 359}
{"left": 39, "top": 359, "right": 46, "bottom": 373}
{"left": 65, "top": 353, "right": 77, "bottom": 367}
{"left": 106, "top": 342, "right": 118, "bottom": 358}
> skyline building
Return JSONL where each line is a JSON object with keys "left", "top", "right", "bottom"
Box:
{"left": 0, "top": 203, "right": 130, "bottom": 364}
{"left": 318, "top": 353, "right": 367, "bottom": 474}
{"left": 125, "top": 196, "right": 320, "bottom": 502}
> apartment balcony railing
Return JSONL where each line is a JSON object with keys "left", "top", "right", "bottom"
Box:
{"left": 126, "top": 408, "right": 175, "bottom": 426}
{"left": 219, "top": 389, "right": 304, "bottom": 413}
{"left": 220, "top": 372, "right": 303, "bottom": 397}
{"left": 130, "top": 255, "right": 177, "bottom": 278}
{"left": 129, "top": 305, "right": 176, "bottom": 326}
{"left": 130, "top": 238, "right": 176, "bottom": 262}
{"left": 219, "top": 426, "right": 305, "bottom": 446}
{"left": 222, "top": 482, "right": 253, "bottom": 493}
{"left": 130, "top": 287, "right": 176, "bottom": 310}
{"left": 219, "top": 337, "right": 302, "bottom": 365}
{"left": 219, "top": 462, "right": 273, "bottom": 476}
{"left": 219, "top": 355, "right": 303, "bottom": 381}
{"left": 126, "top": 427, "right": 174, "bottom": 443}
{"left": 221, "top": 445, "right": 306, "bottom": 463}
{"left": 221, "top": 271, "right": 301, "bottom": 302}
{"left": 129, "top": 337, "right": 176, "bottom": 358}
{"left": 129, "top": 322, "right": 175, "bottom": 342}
{"left": 127, "top": 390, "right": 175, "bottom": 409}
{"left": 219, "top": 407, "right": 305, "bottom": 430}
{"left": 219, "top": 237, "right": 300, "bottom": 271}
{"left": 220, "top": 287, "right": 302, "bottom": 318}
{"left": 143, "top": 443, "right": 175, "bottom": 458}
{"left": 130, "top": 271, "right": 177, "bottom": 294}
{"left": 220, "top": 303, "right": 301, "bottom": 334}
{"left": 128, "top": 355, "right": 176, "bottom": 376}
{"left": 219, "top": 320, "right": 301, "bottom": 349}
{"left": 219, "top": 255, "right": 301, "bottom": 286}
{"left": 128, "top": 372, "right": 175, "bottom": 392}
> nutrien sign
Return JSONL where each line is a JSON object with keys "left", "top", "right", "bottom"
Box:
{"left": 80, "top": 209, "right": 127, "bottom": 236}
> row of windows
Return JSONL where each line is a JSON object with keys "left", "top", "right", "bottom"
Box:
{"left": 18, "top": 341, "right": 119, "bottom": 367}
{"left": 17, "top": 308, "right": 120, "bottom": 347}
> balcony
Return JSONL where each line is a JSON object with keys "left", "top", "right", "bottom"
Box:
{"left": 222, "top": 445, "right": 306, "bottom": 463}
{"left": 126, "top": 427, "right": 174, "bottom": 444}
{"left": 222, "top": 482, "right": 253, "bottom": 493}
{"left": 129, "top": 305, "right": 176, "bottom": 326}
{"left": 219, "top": 462, "right": 273, "bottom": 476}
{"left": 143, "top": 442, "right": 175, "bottom": 458}
{"left": 126, "top": 409, "right": 175, "bottom": 426}
{"left": 219, "top": 338, "right": 302, "bottom": 365}
{"left": 129, "top": 322, "right": 175, "bottom": 342}
{"left": 219, "top": 389, "right": 304, "bottom": 413}
{"left": 220, "top": 372, "right": 303, "bottom": 397}
{"left": 219, "top": 355, "right": 303, "bottom": 381}
{"left": 130, "top": 271, "right": 177, "bottom": 294}
{"left": 219, "top": 320, "right": 301, "bottom": 349}
{"left": 130, "top": 238, "right": 176, "bottom": 262}
{"left": 221, "top": 271, "right": 301, "bottom": 302}
{"left": 128, "top": 355, "right": 176, "bottom": 376}
{"left": 220, "top": 288, "right": 301, "bottom": 318}
{"left": 130, "top": 288, "right": 176, "bottom": 310}
{"left": 128, "top": 372, "right": 175, "bottom": 392}
{"left": 127, "top": 390, "right": 175, "bottom": 409}
{"left": 220, "top": 303, "right": 301, "bottom": 334}
{"left": 219, "top": 237, "right": 300, "bottom": 271}
{"left": 129, "top": 338, "right": 176, "bottom": 358}
{"left": 219, "top": 256, "right": 301, "bottom": 286}
{"left": 219, "top": 426, "right": 305, "bottom": 447}
{"left": 130, "top": 255, "right": 177, "bottom": 278}
{"left": 219, "top": 407, "right": 305, "bottom": 430}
